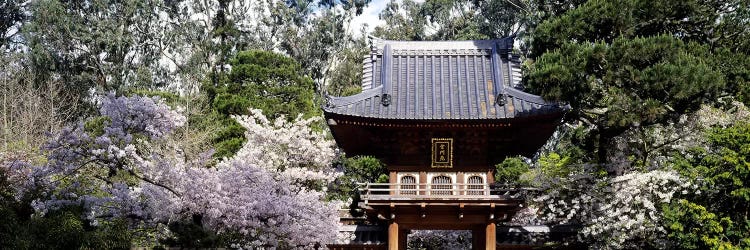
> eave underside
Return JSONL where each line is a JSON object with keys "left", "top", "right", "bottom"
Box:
{"left": 325, "top": 112, "right": 564, "bottom": 167}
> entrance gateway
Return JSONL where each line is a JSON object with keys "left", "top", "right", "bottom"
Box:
{"left": 324, "top": 37, "right": 566, "bottom": 249}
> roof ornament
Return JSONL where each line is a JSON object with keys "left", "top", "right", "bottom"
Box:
{"left": 367, "top": 35, "right": 383, "bottom": 56}
{"left": 381, "top": 94, "right": 391, "bottom": 106}
{"left": 380, "top": 43, "right": 393, "bottom": 106}
{"left": 325, "top": 95, "right": 335, "bottom": 108}
{"left": 491, "top": 41, "right": 506, "bottom": 106}
{"left": 496, "top": 93, "right": 506, "bottom": 106}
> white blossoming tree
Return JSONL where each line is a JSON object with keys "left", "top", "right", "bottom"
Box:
{"left": 511, "top": 102, "right": 750, "bottom": 249}
{"left": 530, "top": 170, "right": 692, "bottom": 249}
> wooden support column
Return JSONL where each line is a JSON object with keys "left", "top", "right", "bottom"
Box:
{"left": 388, "top": 221, "right": 399, "bottom": 250}
{"left": 390, "top": 171, "right": 397, "bottom": 195}
{"left": 419, "top": 171, "right": 427, "bottom": 195}
{"left": 485, "top": 222, "right": 496, "bottom": 250}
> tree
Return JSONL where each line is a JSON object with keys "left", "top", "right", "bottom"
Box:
{"left": 8, "top": 94, "right": 339, "bottom": 248}
{"left": 324, "top": 27, "right": 370, "bottom": 97}
{"left": 527, "top": 35, "right": 726, "bottom": 165}
{"left": 23, "top": 0, "right": 168, "bottom": 113}
{"left": 372, "top": 0, "right": 486, "bottom": 41}
{"left": 328, "top": 155, "right": 387, "bottom": 204}
{"left": 665, "top": 123, "right": 750, "bottom": 249}
{"left": 205, "top": 50, "right": 319, "bottom": 158}
{"left": 370, "top": 0, "right": 583, "bottom": 44}
{"left": 218, "top": 50, "right": 318, "bottom": 119}
{"left": 0, "top": 0, "right": 26, "bottom": 50}
{"left": 525, "top": 0, "right": 750, "bottom": 165}
{"left": 494, "top": 157, "right": 532, "bottom": 185}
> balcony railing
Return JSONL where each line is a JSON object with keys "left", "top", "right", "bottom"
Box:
{"left": 358, "top": 183, "right": 521, "bottom": 201}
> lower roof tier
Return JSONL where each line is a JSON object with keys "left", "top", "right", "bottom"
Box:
{"left": 325, "top": 112, "right": 564, "bottom": 168}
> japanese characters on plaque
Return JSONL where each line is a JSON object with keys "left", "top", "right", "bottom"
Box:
{"left": 431, "top": 138, "right": 453, "bottom": 168}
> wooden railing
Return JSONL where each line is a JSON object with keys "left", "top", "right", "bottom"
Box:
{"left": 358, "top": 183, "right": 521, "bottom": 200}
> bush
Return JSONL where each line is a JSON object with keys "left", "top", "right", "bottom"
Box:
{"left": 494, "top": 157, "right": 531, "bottom": 185}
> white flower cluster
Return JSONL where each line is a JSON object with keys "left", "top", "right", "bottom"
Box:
{"left": 612, "top": 101, "right": 750, "bottom": 170}
{"left": 232, "top": 109, "right": 338, "bottom": 184}
{"left": 582, "top": 170, "right": 692, "bottom": 249}
{"left": 533, "top": 170, "right": 692, "bottom": 249}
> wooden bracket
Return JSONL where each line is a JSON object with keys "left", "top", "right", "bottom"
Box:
{"left": 420, "top": 203, "right": 427, "bottom": 218}
{"left": 490, "top": 203, "right": 496, "bottom": 220}
{"left": 458, "top": 203, "right": 465, "bottom": 220}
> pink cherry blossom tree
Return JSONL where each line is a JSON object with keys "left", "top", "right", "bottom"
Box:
{"left": 17, "top": 94, "right": 340, "bottom": 248}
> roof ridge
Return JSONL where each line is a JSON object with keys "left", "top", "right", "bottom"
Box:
{"left": 325, "top": 87, "right": 382, "bottom": 108}
{"left": 369, "top": 37, "right": 514, "bottom": 52}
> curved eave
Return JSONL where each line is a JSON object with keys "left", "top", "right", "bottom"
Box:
{"left": 323, "top": 87, "right": 568, "bottom": 120}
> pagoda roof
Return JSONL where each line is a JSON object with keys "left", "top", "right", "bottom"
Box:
{"left": 323, "top": 37, "right": 566, "bottom": 120}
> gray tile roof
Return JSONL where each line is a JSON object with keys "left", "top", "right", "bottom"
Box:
{"left": 324, "top": 37, "right": 565, "bottom": 120}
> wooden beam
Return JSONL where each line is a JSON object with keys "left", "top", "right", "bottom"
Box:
{"left": 389, "top": 221, "right": 399, "bottom": 250}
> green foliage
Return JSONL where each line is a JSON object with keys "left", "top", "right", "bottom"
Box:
{"left": 372, "top": 0, "right": 497, "bottom": 41}
{"left": 494, "top": 157, "right": 531, "bottom": 185}
{"left": 328, "top": 156, "right": 388, "bottom": 201}
{"left": 527, "top": 35, "right": 727, "bottom": 163}
{"left": 372, "top": 0, "right": 428, "bottom": 40}
{"left": 530, "top": 0, "right": 747, "bottom": 57}
{"left": 24, "top": 0, "right": 169, "bottom": 117}
{"left": 663, "top": 200, "right": 736, "bottom": 250}
{"left": 84, "top": 116, "right": 111, "bottom": 137}
{"left": 713, "top": 49, "right": 750, "bottom": 105}
{"left": 326, "top": 34, "right": 368, "bottom": 97}
{"left": 529, "top": 35, "right": 724, "bottom": 128}
{"left": 212, "top": 93, "right": 252, "bottom": 116}
{"left": 204, "top": 50, "right": 319, "bottom": 158}
{"left": 0, "top": 205, "right": 132, "bottom": 250}
{"left": 159, "top": 217, "right": 224, "bottom": 248}
{"left": 126, "top": 89, "right": 182, "bottom": 105}
{"left": 667, "top": 123, "right": 750, "bottom": 249}
{"left": 369, "top": 0, "right": 589, "bottom": 45}
{"left": 329, "top": 156, "right": 388, "bottom": 217}
{"left": 527, "top": 0, "right": 749, "bottom": 164}
{"left": 223, "top": 50, "right": 318, "bottom": 119}
{"left": 539, "top": 153, "right": 575, "bottom": 178}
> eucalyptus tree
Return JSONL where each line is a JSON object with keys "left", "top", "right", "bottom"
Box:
{"left": 370, "top": 0, "right": 583, "bottom": 43}
{"left": 0, "top": 0, "right": 26, "bottom": 51}
{"left": 24, "top": 0, "right": 166, "bottom": 91}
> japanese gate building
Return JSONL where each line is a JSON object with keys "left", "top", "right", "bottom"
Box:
{"left": 324, "top": 37, "right": 566, "bottom": 249}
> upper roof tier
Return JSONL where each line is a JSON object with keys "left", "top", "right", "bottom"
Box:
{"left": 323, "top": 37, "right": 565, "bottom": 120}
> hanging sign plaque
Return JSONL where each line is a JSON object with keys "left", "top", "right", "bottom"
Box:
{"left": 431, "top": 138, "right": 453, "bottom": 168}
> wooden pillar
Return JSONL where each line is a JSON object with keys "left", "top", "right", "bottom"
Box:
{"left": 390, "top": 171, "right": 397, "bottom": 195}
{"left": 485, "top": 222, "right": 496, "bottom": 250}
{"left": 458, "top": 172, "right": 465, "bottom": 195}
{"left": 388, "top": 221, "right": 399, "bottom": 250}
{"left": 419, "top": 171, "right": 427, "bottom": 195}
